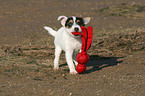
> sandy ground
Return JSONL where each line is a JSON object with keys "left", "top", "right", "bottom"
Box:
{"left": 0, "top": 0, "right": 145, "bottom": 96}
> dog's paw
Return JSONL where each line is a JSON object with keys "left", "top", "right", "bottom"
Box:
{"left": 53, "top": 67, "right": 59, "bottom": 70}
{"left": 70, "top": 70, "right": 78, "bottom": 74}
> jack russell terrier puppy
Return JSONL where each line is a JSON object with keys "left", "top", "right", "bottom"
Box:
{"left": 44, "top": 16, "right": 91, "bottom": 74}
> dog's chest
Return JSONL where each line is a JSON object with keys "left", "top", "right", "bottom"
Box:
{"left": 55, "top": 27, "right": 82, "bottom": 51}
{"left": 71, "top": 38, "right": 81, "bottom": 50}
{"left": 64, "top": 36, "right": 81, "bottom": 51}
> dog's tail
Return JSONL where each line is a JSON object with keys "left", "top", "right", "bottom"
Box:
{"left": 44, "top": 26, "right": 56, "bottom": 37}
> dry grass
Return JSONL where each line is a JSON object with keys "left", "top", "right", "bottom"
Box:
{"left": 90, "top": 28, "right": 145, "bottom": 56}
{"left": 97, "top": 3, "right": 145, "bottom": 18}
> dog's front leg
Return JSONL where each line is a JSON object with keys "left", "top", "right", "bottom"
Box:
{"left": 65, "top": 50, "right": 77, "bottom": 74}
{"left": 54, "top": 45, "right": 62, "bottom": 70}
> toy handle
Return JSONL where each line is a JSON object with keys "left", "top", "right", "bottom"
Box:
{"left": 86, "top": 26, "right": 93, "bottom": 51}
{"left": 80, "top": 26, "right": 87, "bottom": 52}
{"left": 80, "top": 26, "right": 93, "bottom": 52}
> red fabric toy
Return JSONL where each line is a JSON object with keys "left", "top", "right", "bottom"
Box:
{"left": 72, "top": 26, "right": 93, "bottom": 73}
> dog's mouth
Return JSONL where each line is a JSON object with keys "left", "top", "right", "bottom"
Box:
{"left": 71, "top": 32, "right": 82, "bottom": 36}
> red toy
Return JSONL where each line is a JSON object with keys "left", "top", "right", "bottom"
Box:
{"left": 72, "top": 26, "right": 93, "bottom": 73}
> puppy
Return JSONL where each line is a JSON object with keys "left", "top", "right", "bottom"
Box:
{"left": 44, "top": 16, "right": 91, "bottom": 74}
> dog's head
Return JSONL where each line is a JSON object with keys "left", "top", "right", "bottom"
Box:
{"left": 58, "top": 16, "right": 91, "bottom": 37}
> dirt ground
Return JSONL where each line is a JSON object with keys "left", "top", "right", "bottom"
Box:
{"left": 0, "top": 0, "right": 145, "bottom": 96}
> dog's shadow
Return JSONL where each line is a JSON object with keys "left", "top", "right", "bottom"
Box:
{"left": 84, "top": 55, "right": 124, "bottom": 74}
{"left": 60, "top": 55, "right": 124, "bottom": 74}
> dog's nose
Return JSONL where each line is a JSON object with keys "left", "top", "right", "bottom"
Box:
{"left": 74, "top": 27, "right": 79, "bottom": 32}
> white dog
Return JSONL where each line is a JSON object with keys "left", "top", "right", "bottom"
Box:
{"left": 44, "top": 16, "right": 91, "bottom": 74}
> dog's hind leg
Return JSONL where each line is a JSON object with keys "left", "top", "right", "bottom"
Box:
{"left": 65, "top": 50, "right": 77, "bottom": 74}
{"left": 54, "top": 45, "right": 62, "bottom": 70}
{"left": 73, "top": 51, "right": 78, "bottom": 66}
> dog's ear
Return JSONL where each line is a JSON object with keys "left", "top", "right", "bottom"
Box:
{"left": 83, "top": 17, "right": 91, "bottom": 25}
{"left": 58, "top": 16, "right": 68, "bottom": 26}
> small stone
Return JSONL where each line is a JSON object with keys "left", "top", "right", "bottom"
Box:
{"left": 69, "top": 93, "right": 73, "bottom": 95}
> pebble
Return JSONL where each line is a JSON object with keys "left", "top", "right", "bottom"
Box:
{"left": 69, "top": 93, "right": 73, "bottom": 95}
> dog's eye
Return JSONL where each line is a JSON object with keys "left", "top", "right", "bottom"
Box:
{"left": 77, "top": 22, "right": 82, "bottom": 26}
{"left": 76, "top": 18, "right": 85, "bottom": 26}
{"left": 68, "top": 23, "right": 73, "bottom": 27}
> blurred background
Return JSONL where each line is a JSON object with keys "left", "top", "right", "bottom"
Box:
{"left": 0, "top": 0, "right": 145, "bottom": 44}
